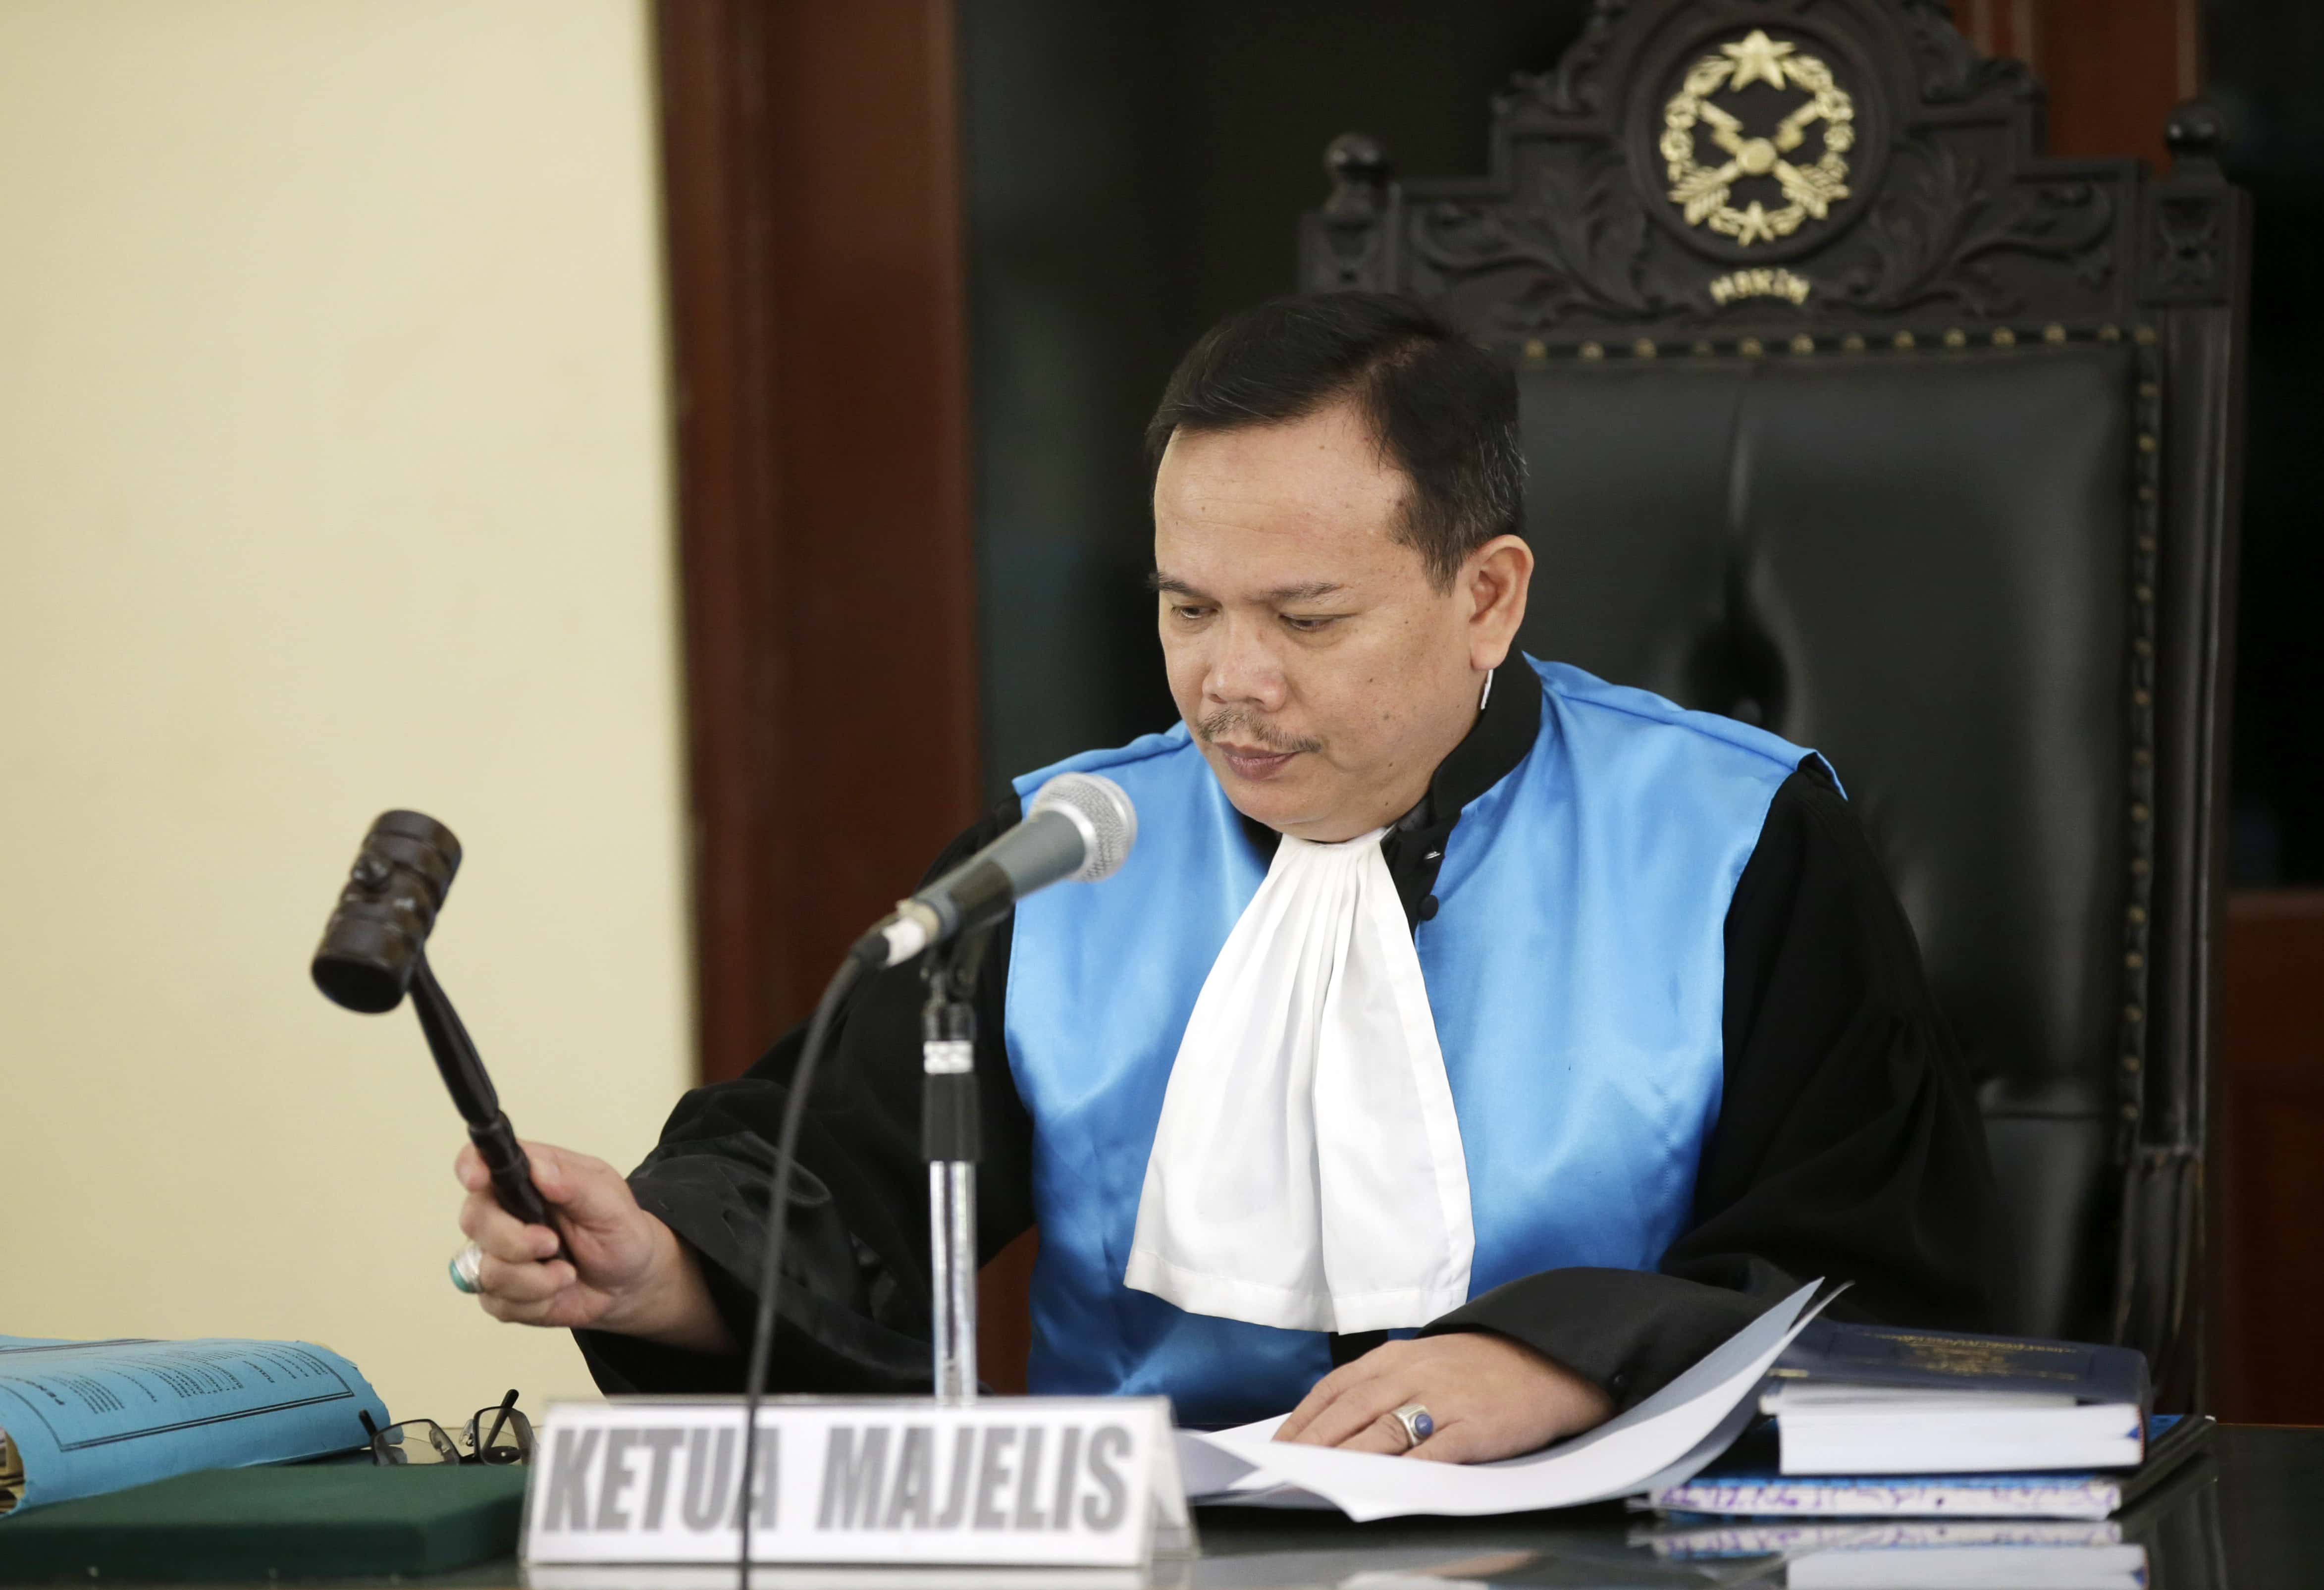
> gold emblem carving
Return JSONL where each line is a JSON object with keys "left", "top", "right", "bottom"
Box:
{"left": 1662, "top": 30, "right": 1854, "bottom": 246}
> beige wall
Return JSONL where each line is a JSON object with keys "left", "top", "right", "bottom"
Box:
{"left": 0, "top": 0, "right": 691, "bottom": 1421}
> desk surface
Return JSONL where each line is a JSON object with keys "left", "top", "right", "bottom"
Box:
{"left": 1191, "top": 1423, "right": 2313, "bottom": 1589}
{"left": 41, "top": 1423, "right": 2322, "bottom": 1589}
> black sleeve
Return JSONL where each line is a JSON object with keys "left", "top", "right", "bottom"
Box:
{"left": 575, "top": 800, "right": 1037, "bottom": 1396}
{"left": 1419, "top": 762, "right": 2001, "bottom": 1410}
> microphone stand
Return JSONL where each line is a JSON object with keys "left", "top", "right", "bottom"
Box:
{"left": 921, "top": 927, "right": 992, "bottom": 1402}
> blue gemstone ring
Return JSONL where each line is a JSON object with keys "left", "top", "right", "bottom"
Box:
{"left": 1388, "top": 1402, "right": 1434, "bottom": 1450}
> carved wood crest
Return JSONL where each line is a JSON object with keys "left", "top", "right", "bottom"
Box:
{"left": 1301, "top": 0, "right": 2237, "bottom": 344}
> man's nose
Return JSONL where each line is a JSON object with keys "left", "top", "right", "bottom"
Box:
{"left": 1204, "top": 616, "right": 1288, "bottom": 711}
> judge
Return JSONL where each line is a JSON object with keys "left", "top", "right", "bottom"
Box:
{"left": 453, "top": 292, "right": 1998, "bottom": 1464}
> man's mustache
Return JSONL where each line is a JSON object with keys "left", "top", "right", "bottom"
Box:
{"left": 1196, "top": 710, "right": 1322, "bottom": 755}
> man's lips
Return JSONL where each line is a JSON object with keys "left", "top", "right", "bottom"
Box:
{"left": 1212, "top": 742, "right": 1302, "bottom": 779}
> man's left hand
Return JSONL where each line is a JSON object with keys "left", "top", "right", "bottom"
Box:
{"left": 1272, "top": 1331, "right": 1614, "bottom": 1462}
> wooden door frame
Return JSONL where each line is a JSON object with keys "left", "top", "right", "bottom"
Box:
{"left": 654, "top": 0, "right": 980, "bottom": 1084}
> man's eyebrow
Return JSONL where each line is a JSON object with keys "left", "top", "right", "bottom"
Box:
{"left": 1146, "top": 572, "right": 1347, "bottom": 604}
{"left": 1259, "top": 580, "right": 1346, "bottom": 603}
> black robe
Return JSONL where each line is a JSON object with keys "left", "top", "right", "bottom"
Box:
{"left": 578, "top": 673, "right": 2001, "bottom": 1416}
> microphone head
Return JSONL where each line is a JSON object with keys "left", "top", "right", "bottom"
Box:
{"left": 1028, "top": 772, "right": 1137, "bottom": 882}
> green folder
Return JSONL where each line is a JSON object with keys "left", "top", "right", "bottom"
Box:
{"left": 0, "top": 1464, "right": 528, "bottom": 1582}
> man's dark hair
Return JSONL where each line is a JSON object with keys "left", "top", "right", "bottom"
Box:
{"left": 1144, "top": 292, "right": 1525, "bottom": 590}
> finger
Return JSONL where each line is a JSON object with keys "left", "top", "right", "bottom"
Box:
{"left": 1281, "top": 1374, "right": 1415, "bottom": 1450}
{"left": 480, "top": 1289, "right": 560, "bottom": 1326}
{"left": 459, "top": 1190, "right": 559, "bottom": 1263}
{"left": 1276, "top": 1347, "right": 1403, "bottom": 1442}
{"left": 1336, "top": 1416, "right": 1412, "bottom": 1456}
{"left": 520, "top": 1140, "right": 609, "bottom": 1207}
{"left": 1273, "top": 1387, "right": 1329, "bottom": 1443}
{"left": 517, "top": 1140, "right": 573, "bottom": 1203}
{"left": 475, "top": 1253, "right": 576, "bottom": 1304}
{"left": 455, "top": 1187, "right": 518, "bottom": 1250}
{"left": 1273, "top": 1371, "right": 1373, "bottom": 1445}
{"left": 1407, "top": 1420, "right": 1485, "bottom": 1464}
{"left": 454, "top": 1143, "right": 489, "bottom": 1192}
{"left": 515, "top": 1141, "right": 629, "bottom": 1227}
{"left": 1282, "top": 1357, "right": 1366, "bottom": 1431}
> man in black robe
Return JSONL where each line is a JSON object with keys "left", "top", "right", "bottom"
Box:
{"left": 454, "top": 292, "right": 1998, "bottom": 1463}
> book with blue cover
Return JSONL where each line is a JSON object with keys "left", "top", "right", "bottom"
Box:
{"left": 0, "top": 1335, "right": 387, "bottom": 1517}
{"left": 1770, "top": 1318, "right": 2149, "bottom": 1407}
{"left": 1754, "top": 1319, "right": 2153, "bottom": 1475}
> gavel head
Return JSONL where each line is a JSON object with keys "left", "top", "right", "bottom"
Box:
{"left": 312, "top": 811, "right": 463, "bottom": 1013}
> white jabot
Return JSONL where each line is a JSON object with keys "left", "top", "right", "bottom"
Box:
{"left": 1123, "top": 825, "right": 1476, "bottom": 1332}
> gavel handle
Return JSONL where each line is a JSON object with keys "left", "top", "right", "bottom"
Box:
{"left": 410, "top": 953, "right": 567, "bottom": 1256}
{"left": 472, "top": 1112, "right": 560, "bottom": 1237}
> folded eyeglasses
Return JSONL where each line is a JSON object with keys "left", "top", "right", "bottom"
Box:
{"left": 359, "top": 1388, "right": 532, "bottom": 1466}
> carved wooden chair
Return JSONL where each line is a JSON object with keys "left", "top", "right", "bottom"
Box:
{"left": 1300, "top": 0, "right": 2248, "bottom": 1403}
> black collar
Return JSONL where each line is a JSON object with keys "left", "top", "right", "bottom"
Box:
{"left": 1407, "top": 661, "right": 1542, "bottom": 830}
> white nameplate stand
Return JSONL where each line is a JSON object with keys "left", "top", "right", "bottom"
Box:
{"left": 521, "top": 941, "right": 1191, "bottom": 1573}
{"left": 521, "top": 1395, "right": 1190, "bottom": 1572}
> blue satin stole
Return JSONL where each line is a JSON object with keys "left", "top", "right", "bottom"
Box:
{"left": 1003, "top": 657, "right": 1819, "bottom": 1428}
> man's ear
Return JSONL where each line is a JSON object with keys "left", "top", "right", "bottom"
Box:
{"left": 1463, "top": 534, "right": 1533, "bottom": 672}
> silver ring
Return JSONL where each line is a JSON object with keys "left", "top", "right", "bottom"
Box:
{"left": 1388, "top": 1401, "right": 1435, "bottom": 1450}
{"left": 450, "top": 1242, "right": 483, "bottom": 1295}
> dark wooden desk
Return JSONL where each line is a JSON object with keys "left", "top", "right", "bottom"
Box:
{"left": 1188, "top": 1424, "right": 2312, "bottom": 1589}
{"left": 35, "top": 1425, "right": 2319, "bottom": 1588}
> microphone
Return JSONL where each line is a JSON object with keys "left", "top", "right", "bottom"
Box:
{"left": 859, "top": 772, "right": 1137, "bottom": 969}
{"left": 732, "top": 772, "right": 1132, "bottom": 1575}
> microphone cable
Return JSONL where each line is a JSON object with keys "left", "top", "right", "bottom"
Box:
{"left": 734, "top": 933, "right": 885, "bottom": 1587}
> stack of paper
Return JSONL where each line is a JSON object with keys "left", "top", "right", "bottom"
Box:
{"left": 1642, "top": 1520, "right": 2148, "bottom": 1590}
{"left": 1645, "top": 1414, "right": 2208, "bottom": 1522}
{"left": 1175, "top": 1280, "right": 1832, "bottom": 1521}
{"left": 1761, "top": 1384, "right": 2143, "bottom": 1476}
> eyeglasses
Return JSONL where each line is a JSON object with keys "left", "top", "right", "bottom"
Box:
{"left": 359, "top": 1388, "right": 532, "bottom": 1466}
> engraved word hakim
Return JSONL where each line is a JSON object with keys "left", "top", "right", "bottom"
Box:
{"left": 1662, "top": 29, "right": 1854, "bottom": 247}
{"left": 1709, "top": 267, "right": 1813, "bottom": 305}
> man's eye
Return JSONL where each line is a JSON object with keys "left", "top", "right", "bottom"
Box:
{"left": 1171, "top": 604, "right": 1214, "bottom": 622}
{"left": 1281, "top": 614, "right": 1340, "bottom": 633}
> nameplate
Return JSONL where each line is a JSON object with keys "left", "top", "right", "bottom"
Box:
{"left": 520, "top": 1396, "right": 1190, "bottom": 1569}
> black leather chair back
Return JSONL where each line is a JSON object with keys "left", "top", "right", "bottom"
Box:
{"left": 1299, "top": 0, "right": 2247, "bottom": 1401}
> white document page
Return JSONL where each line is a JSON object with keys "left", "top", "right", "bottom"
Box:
{"left": 1762, "top": 1384, "right": 2078, "bottom": 1413}
{"left": 1176, "top": 1279, "right": 1831, "bottom": 1522}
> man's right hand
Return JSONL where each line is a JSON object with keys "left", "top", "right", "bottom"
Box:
{"left": 454, "top": 1140, "right": 736, "bottom": 1357}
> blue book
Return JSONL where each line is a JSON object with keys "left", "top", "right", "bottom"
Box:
{"left": 0, "top": 1336, "right": 387, "bottom": 1516}
{"left": 1758, "top": 1320, "right": 2153, "bottom": 1475}
{"left": 1646, "top": 1414, "right": 2210, "bottom": 1521}
{"left": 1771, "top": 1319, "right": 2149, "bottom": 1408}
